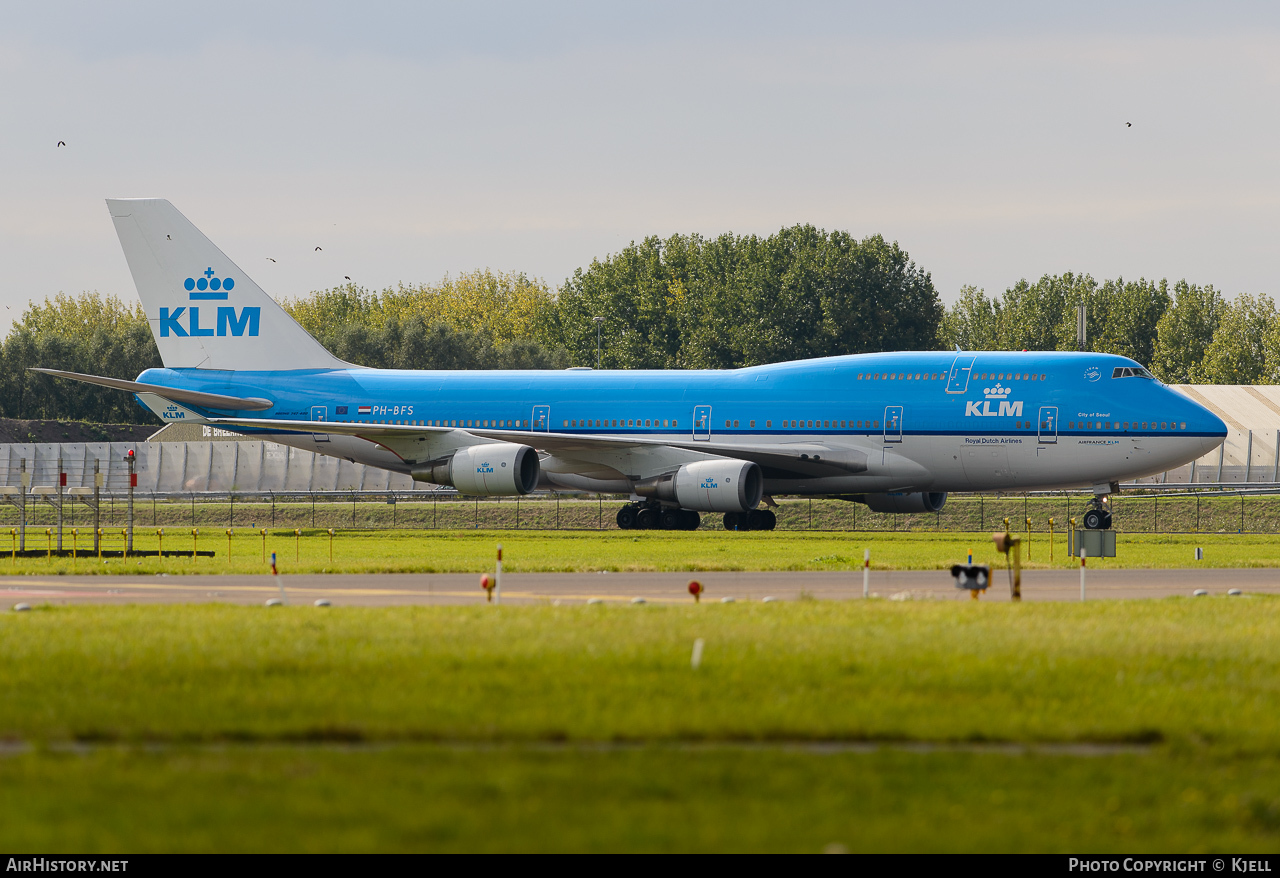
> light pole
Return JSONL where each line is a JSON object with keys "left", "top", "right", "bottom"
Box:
{"left": 593, "top": 316, "right": 604, "bottom": 369}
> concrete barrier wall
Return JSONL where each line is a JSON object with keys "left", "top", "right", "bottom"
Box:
{"left": 0, "top": 441, "right": 430, "bottom": 493}
{"left": 0, "top": 438, "right": 1266, "bottom": 494}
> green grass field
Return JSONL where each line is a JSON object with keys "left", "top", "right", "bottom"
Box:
{"left": 1, "top": 600, "right": 1278, "bottom": 851}
{"left": 3, "top": 528, "right": 1280, "bottom": 576}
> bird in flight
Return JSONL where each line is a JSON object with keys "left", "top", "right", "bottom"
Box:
{"left": 1125, "top": 122, "right": 1132, "bottom": 127}
{"left": 315, "top": 246, "right": 322, "bottom": 252}
{"left": 57, "top": 141, "right": 65, "bottom": 147}
{"left": 344, "top": 276, "right": 352, "bottom": 281}
{"left": 266, "top": 257, "right": 276, "bottom": 263}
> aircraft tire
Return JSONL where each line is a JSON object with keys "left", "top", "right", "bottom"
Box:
{"left": 680, "top": 510, "right": 701, "bottom": 530}
{"left": 660, "top": 509, "right": 682, "bottom": 530}
{"left": 616, "top": 506, "right": 638, "bottom": 530}
{"left": 1101, "top": 510, "right": 1113, "bottom": 529}
{"left": 723, "top": 511, "right": 744, "bottom": 531}
{"left": 637, "top": 507, "right": 658, "bottom": 529}
{"left": 1083, "top": 508, "right": 1105, "bottom": 530}
{"left": 749, "top": 509, "right": 777, "bottom": 531}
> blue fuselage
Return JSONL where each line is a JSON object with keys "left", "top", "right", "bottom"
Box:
{"left": 138, "top": 349, "right": 1226, "bottom": 494}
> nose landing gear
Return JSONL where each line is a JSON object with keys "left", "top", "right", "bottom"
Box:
{"left": 1082, "top": 497, "right": 1113, "bottom": 530}
{"left": 1082, "top": 507, "right": 1112, "bottom": 530}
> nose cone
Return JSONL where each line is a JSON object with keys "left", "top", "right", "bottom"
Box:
{"left": 1199, "top": 413, "right": 1228, "bottom": 456}
{"left": 1170, "top": 387, "right": 1227, "bottom": 455}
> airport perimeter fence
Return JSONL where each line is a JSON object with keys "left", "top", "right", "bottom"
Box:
{"left": 3, "top": 487, "right": 1280, "bottom": 537}
{"left": 1, "top": 440, "right": 1279, "bottom": 537}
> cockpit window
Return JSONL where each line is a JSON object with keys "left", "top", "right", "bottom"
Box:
{"left": 1112, "top": 366, "right": 1154, "bottom": 379}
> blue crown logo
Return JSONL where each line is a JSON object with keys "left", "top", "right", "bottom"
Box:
{"left": 183, "top": 267, "right": 235, "bottom": 299}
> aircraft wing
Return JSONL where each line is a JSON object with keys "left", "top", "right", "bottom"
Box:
{"left": 473, "top": 427, "right": 869, "bottom": 479}
{"left": 205, "top": 417, "right": 867, "bottom": 479}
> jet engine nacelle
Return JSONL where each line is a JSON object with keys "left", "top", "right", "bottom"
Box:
{"left": 861, "top": 492, "right": 947, "bottom": 514}
{"left": 635, "top": 460, "right": 763, "bottom": 512}
{"left": 414, "top": 443, "right": 540, "bottom": 496}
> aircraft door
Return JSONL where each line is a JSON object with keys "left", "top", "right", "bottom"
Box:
{"left": 884, "top": 405, "right": 903, "bottom": 443}
{"left": 693, "top": 405, "right": 712, "bottom": 441}
{"left": 1038, "top": 406, "right": 1058, "bottom": 444}
{"left": 946, "top": 356, "right": 976, "bottom": 393}
{"left": 532, "top": 405, "right": 551, "bottom": 432}
{"left": 310, "top": 405, "right": 329, "bottom": 443}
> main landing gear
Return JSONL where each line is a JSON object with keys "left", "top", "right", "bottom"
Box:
{"left": 723, "top": 509, "right": 777, "bottom": 531}
{"left": 616, "top": 503, "right": 701, "bottom": 531}
{"left": 615, "top": 504, "right": 779, "bottom": 531}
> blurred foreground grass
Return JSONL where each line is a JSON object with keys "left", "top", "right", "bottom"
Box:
{"left": 1, "top": 746, "right": 1277, "bottom": 853}
{"left": 2, "top": 600, "right": 1277, "bottom": 745}
{"left": 3, "top": 600, "right": 1278, "bottom": 852}
{"left": 2, "top": 528, "right": 1280, "bottom": 575}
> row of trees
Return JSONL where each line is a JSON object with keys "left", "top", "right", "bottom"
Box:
{"left": 939, "top": 274, "right": 1277, "bottom": 385}
{"left": 552, "top": 227, "right": 940, "bottom": 369}
{"left": 1, "top": 293, "right": 160, "bottom": 423}
{"left": 1, "top": 223, "right": 1273, "bottom": 423}
{"left": 284, "top": 271, "right": 569, "bottom": 371}
{"left": 284, "top": 226, "right": 942, "bottom": 370}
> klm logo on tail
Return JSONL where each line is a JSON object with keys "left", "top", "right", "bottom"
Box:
{"left": 184, "top": 267, "right": 235, "bottom": 298}
{"left": 161, "top": 267, "right": 259, "bottom": 337}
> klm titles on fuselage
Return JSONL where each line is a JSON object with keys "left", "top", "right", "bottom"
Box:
{"left": 965, "top": 383, "right": 1024, "bottom": 418}
{"left": 160, "top": 268, "right": 260, "bottom": 337}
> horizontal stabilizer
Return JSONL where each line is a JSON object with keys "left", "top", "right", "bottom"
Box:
{"left": 30, "top": 368, "right": 274, "bottom": 411}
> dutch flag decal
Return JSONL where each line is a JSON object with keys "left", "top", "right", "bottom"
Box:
{"left": 358, "top": 405, "right": 371, "bottom": 414}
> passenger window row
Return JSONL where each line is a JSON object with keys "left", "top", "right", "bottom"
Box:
{"left": 565, "top": 418, "right": 676, "bottom": 428}
{"left": 560, "top": 418, "right": 898, "bottom": 431}
{"left": 336, "top": 419, "right": 527, "bottom": 428}
{"left": 859, "top": 372, "right": 944, "bottom": 380}
{"left": 856, "top": 371, "right": 1047, "bottom": 381}
{"left": 779, "top": 419, "right": 881, "bottom": 429}
{"left": 1068, "top": 420, "right": 1187, "bottom": 431}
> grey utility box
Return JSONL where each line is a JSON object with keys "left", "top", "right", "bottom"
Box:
{"left": 1068, "top": 529, "right": 1116, "bottom": 558}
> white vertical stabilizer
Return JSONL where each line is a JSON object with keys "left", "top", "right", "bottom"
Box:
{"left": 107, "top": 198, "right": 346, "bottom": 371}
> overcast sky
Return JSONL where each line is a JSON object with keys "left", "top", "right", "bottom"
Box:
{"left": 3, "top": 1, "right": 1279, "bottom": 330}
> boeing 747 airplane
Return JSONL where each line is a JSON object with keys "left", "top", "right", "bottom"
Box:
{"left": 37, "top": 199, "right": 1227, "bottom": 532}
